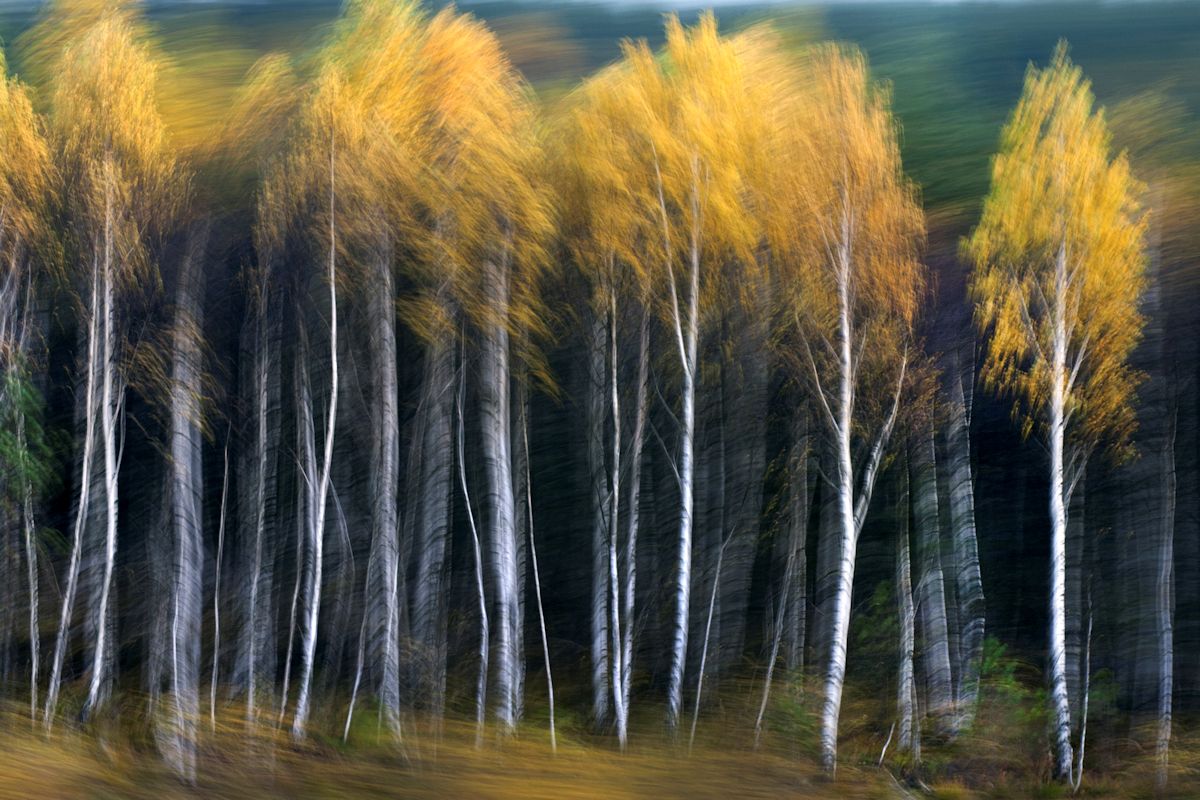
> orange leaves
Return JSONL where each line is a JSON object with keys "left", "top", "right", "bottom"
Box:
{"left": 966, "top": 43, "right": 1146, "bottom": 458}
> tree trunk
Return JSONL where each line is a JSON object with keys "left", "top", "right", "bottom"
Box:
{"left": 1048, "top": 243, "right": 1075, "bottom": 780}
{"left": 943, "top": 363, "right": 984, "bottom": 730}
{"left": 85, "top": 169, "right": 123, "bottom": 718}
{"left": 364, "top": 246, "right": 401, "bottom": 734}
{"left": 457, "top": 345, "right": 488, "bottom": 746}
{"left": 165, "top": 223, "right": 208, "bottom": 781}
{"left": 1156, "top": 415, "right": 1176, "bottom": 788}
{"left": 665, "top": 205, "right": 700, "bottom": 733}
{"left": 587, "top": 310, "right": 610, "bottom": 728}
{"left": 911, "top": 425, "right": 954, "bottom": 732}
{"left": 411, "top": 318, "right": 455, "bottom": 718}
{"left": 896, "top": 461, "right": 920, "bottom": 761}
{"left": 479, "top": 255, "right": 519, "bottom": 732}
{"left": 620, "top": 308, "right": 649, "bottom": 728}
{"left": 292, "top": 143, "right": 340, "bottom": 739}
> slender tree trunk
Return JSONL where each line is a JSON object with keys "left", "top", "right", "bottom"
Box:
{"left": 17, "top": 376, "right": 39, "bottom": 723}
{"left": 620, "top": 309, "right": 649, "bottom": 724}
{"left": 689, "top": 537, "right": 727, "bottom": 751}
{"left": 1156, "top": 414, "right": 1176, "bottom": 789}
{"left": 587, "top": 310, "right": 609, "bottom": 728}
{"left": 606, "top": 282, "right": 630, "bottom": 749}
{"left": 1049, "top": 243, "right": 1075, "bottom": 781}
{"left": 244, "top": 291, "right": 277, "bottom": 727}
{"left": 292, "top": 141, "right": 340, "bottom": 739}
{"left": 665, "top": 187, "right": 700, "bottom": 733}
{"left": 785, "top": 417, "right": 810, "bottom": 675}
{"left": 896, "top": 462, "right": 919, "bottom": 761}
{"left": 85, "top": 167, "right": 122, "bottom": 718}
{"left": 754, "top": 535, "right": 793, "bottom": 748}
{"left": 457, "top": 346, "right": 488, "bottom": 747}
{"left": 521, "top": 408, "right": 555, "bottom": 752}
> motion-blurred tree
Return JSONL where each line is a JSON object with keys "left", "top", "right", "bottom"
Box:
{"left": 966, "top": 42, "right": 1146, "bottom": 785}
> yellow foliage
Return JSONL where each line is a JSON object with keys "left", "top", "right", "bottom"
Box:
{"left": 766, "top": 44, "right": 925, "bottom": 424}
{"left": 965, "top": 42, "right": 1146, "bottom": 458}
{"left": 49, "top": 2, "right": 186, "bottom": 295}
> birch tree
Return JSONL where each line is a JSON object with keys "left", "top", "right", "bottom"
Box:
{"left": 555, "top": 62, "right": 656, "bottom": 743}
{"left": 416, "top": 9, "right": 551, "bottom": 732}
{"left": 0, "top": 49, "right": 52, "bottom": 723}
{"left": 965, "top": 42, "right": 1146, "bottom": 782}
{"left": 621, "top": 15, "right": 762, "bottom": 732}
{"left": 42, "top": 2, "right": 180, "bottom": 726}
{"left": 766, "top": 46, "right": 924, "bottom": 773}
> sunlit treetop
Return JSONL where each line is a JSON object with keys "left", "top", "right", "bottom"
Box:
{"left": 966, "top": 42, "right": 1146, "bottom": 459}
{"left": 0, "top": 49, "right": 53, "bottom": 362}
{"left": 765, "top": 43, "right": 925, "bottom": 427}
{"left": 48, "top": 2, "right": 184, "bottom": 294}
{"left": 0, "top": 50, "right": 52, "bottom": 262}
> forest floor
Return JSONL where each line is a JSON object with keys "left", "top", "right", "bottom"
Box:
{"left": 1, "top": 692, "right": 1199, "bottom": 799}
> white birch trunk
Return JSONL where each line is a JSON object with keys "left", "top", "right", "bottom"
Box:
{"left": 944, "top": 364, "right": 985, "bottom": 730}
{"left": 166, "top": 225, "right": 207, "bottom": 781}
{"left": 586, "top": 311, "right": 609, "bottom": 727}
{"left": 479, "top": 254, "right": 519, "bottom": 732}
{"left": 457, "top": 348, "right": 488, "bottom": 746}
{"left": 896, "top": 463, "right": 919, "bottom": 761}
{"left": 291, "top": 140, "right": 340, "bottom": 739}
{"left": 665, "top": 180, "right": 700, "bottom": 732}
{"left": 85, "top": 166, "right": 122, "bottom": 718}
{"left": 817, "top": 207, "right": 906, "bottom": 773}
{"left": 521, "top": 410, "right": 555, "bottom": 752}
{"left": 912, "top": 427, "right": 954, "bottom": 730}
{"left": 620, "top": 309, "right": 649, "bottom": 725}
{"left": 1048, "top": 243, "right": 1075, "bottom": 780}
{"left": 607, "top": 286, "right": 628, "bottom": 749}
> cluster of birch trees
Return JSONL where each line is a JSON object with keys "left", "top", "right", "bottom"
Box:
{"left": 0, "top": 0, "right": 1176, "bottom": 789}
